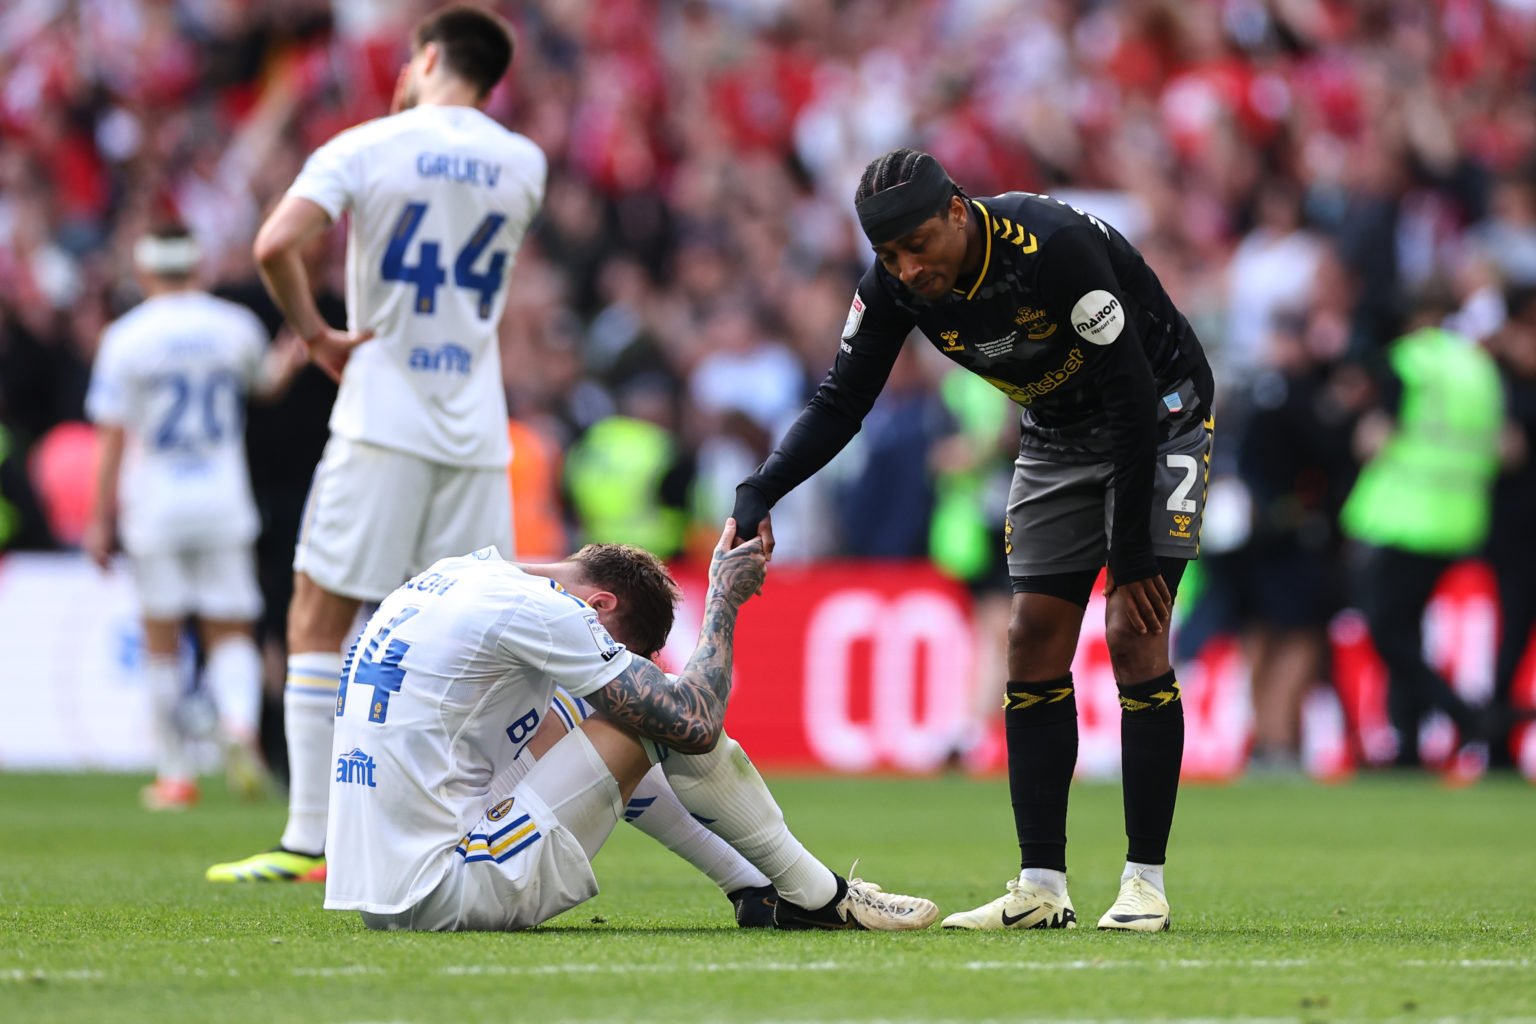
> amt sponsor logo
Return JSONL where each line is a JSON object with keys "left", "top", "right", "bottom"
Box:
{"left": 409, "top": 343, "right": 472, "bottom": 374}
{"left": 335, "top": 748, "right": 378, "bottom": 787}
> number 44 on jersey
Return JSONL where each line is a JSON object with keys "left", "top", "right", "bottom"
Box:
{"left": 381, "top": 201, "right": 507, "bottom": 319}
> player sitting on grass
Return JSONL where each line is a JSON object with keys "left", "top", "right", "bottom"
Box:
{"left": 323, "top": 522, "right": 938, "bottom": 931}
{"left": 526, "top": 682, "right": 779, "bottom": 927}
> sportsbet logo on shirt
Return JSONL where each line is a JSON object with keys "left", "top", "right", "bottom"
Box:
{"left": 1071, "top": 290, "right": 1124, "bottom": 345}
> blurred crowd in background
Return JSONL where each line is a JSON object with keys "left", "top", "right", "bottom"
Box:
{"left": 3, "top": 0, "right": 1536, "bottom": 772}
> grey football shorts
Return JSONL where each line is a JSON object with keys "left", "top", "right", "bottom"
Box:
{"left": 1004, "top": 415, "right": 1214, "bottom": 577}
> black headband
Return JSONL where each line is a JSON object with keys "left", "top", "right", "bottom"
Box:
{"left": 856, "top": 156, "right": 957, "bottom": 244}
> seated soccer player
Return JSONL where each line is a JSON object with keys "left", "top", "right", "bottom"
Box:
{"left": 323, "top": 522, "right": 938, "bottom": 931}
{"left": 527, "top": 684, "right": 779, "bottom": 927}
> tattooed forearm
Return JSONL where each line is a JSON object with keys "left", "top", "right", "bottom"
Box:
{"left": 586, "top": 536, "right": 764, "bottom": 753}
{"left": 584, "top": 658, "right": 723, "bottom": 753}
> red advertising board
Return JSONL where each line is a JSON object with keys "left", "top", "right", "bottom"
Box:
{"left": 659, "top": 560, "right": 1536, "bottom": 781}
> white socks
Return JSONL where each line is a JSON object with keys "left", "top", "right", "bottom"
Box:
{"left": 144, "top": 654, "right": 191, "bottom": 784}
{"left": 280, "top": 652, "right": 342, "bottom": 856}
{"left": 1021, "top": 867, "right": 1068, "bottom": 896}
{"left": 1019, "top": 865, "right": 1164, "bottom": 895}
{"left": 660, "top": 735, "right": 837, "bottom": 910}
{"left": 624, "top": 765, "right": 770, "bottom": 895}
{"left": 205, "top": 636, "right": 263, "bottom": 745}
{"left": 1124, "top": 861, "right": 1166, "bottom": 895}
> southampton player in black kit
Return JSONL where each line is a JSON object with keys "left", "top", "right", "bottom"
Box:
{"left": 731, "top": 149, "right": 1215, "bottom": 931}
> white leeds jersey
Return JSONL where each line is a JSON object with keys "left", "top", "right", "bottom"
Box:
{"left": 288, "top": 105, "right": 546, "bottom": 468}
{"left": 325, "top": 547, "right": 632, "bottom": 914}
{"left": 85, "top": 292, "right": 266, "bottom": 555}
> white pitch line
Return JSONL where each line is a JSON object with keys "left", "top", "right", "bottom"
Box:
{"left": 439, "top": 960, "right": 841, "bottom": 977}
{"left": 427, "top": 956, "right": 1530, "bottom": 979}
{"left": 291, "top": 965, "right": 386, "bottom": 977}
{"left": 1401, "top": 959, "right": 1533, "bottom": 968}
{"left": 961, "top": 958, "right": 1315, "bottom": 970}
{"left": 0, "top": 969, "right": 104, "bottom": 982}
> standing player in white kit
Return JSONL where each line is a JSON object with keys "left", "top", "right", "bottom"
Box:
{"left": 208, "top": 6, "right": 545, "bottom": 881}
{"left": 86, "top": 224, "right": 302, "bottom": 811}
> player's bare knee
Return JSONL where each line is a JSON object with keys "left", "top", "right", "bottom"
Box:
{"left": 523, "top": 707, "right": 572, "bottom": 761}
{"left": 1105, "top": 624, "right": 1168, "bottom": 683}
{"left": 1007, "top": 616, "right": 1077, "bottom": 680}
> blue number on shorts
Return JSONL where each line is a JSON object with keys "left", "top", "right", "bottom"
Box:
{"left": 351, "top": 606, "right": 420, "bottom": 724}
{"left": 152, "top": 370, "right": 242, "bottom": 451}
{"left": 380, "top": 202, "right": 507, "bottom": 319}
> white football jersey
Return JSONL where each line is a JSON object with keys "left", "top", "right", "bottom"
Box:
{"left": 288, "top": 105, "right": 547, "bottom": 468}
{"left": 85, "top": 291, "right": 266, "bottom": 555}
{"left": 324, "top": 547, "right": 632, "bottom": 914}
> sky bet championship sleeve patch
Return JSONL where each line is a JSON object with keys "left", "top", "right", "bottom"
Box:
{"left": 842, "top": 293, "right": 866, "bottom": 340}
{"left": 584, "top": 611, "right": 623, "bottom": 662}
{"left": 1071, "top": 290, "right": 1125, "bottom": 345}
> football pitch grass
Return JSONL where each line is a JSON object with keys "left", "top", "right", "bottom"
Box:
{"left": 2, "top": 773, "right": 1532, "bottom": 1023}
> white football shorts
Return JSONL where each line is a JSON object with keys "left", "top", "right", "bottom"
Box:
{"left": 294, "top": 435, "right": 513, "bottom": 603}
{"left": 360, "top": 728, "right": 622, "bottom": 932}
{"left": 128, "top": 545, "right": 262, "bottom": 622}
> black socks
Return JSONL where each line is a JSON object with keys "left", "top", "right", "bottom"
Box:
{"left": 1118, "top": 669, "right": 1184, "bottom": 865}
{"left": 1004, "top": 674, "right": 1078, "bottom": 872}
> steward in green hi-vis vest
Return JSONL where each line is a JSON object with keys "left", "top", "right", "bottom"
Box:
{"left": 1341, "top": 327, "right": 1504, "bottom": 556}
{"left": 928, "top": 369, "right": 1014, "bottom": 581}
{"left": 564, "top": 416, "right": 686, "bottom": 558}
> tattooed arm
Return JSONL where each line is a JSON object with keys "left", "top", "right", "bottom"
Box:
{"left": 584, "top": 519, "right": 767, "bottom": 753}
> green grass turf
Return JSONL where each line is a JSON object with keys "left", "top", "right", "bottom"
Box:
{"left": 2, "top": 772, "right": 1533, "bottom": 1023}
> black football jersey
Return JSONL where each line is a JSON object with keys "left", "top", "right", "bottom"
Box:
{"left": 745, "top": 191, "right": 1215, "bottom": 582}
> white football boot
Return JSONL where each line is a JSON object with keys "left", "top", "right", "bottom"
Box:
{"left": 773, "top": 863, "right": 939, "bottom": 931}
{"left": 1096, "top": 869, "right": 1170, "bottom": 931}
{"left": 941, "top": 877, "right": 1077, "bottom": 930}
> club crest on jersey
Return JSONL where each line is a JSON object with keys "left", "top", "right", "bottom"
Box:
{"left": 335, "top": 748, "right": 378, "bottom": 788}
{"left": 842, "top": 294, "right": 866, "bottom": 340}
{"left": 1015, "top": 306, "right": 1058, "bottom": 341}
{"left": 486, "top": 798, "right": 515, "bottom": 821}
{"left": 409, "top": 342, "right": 472, "bottom": 374}
{"left": 938, "top": 329, "right": 964, "bottom": 353}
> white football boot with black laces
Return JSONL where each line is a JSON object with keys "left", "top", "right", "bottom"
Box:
{"left": 1096, "top": 869, "right": 1170, "bottom": 931}
{"left": 941, "top": 877, "right": 1077, "bottom": 930}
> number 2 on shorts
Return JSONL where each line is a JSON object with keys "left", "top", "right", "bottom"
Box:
{"left": 1165, "top": 453, "right": 1199, "bottom": 513}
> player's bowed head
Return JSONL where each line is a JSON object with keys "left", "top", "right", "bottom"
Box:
{"left": 856, "top": 149, "right": 981, "bottom": 304}
{"left": 517, "top": 519, "right": 768, "bottom": 675}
